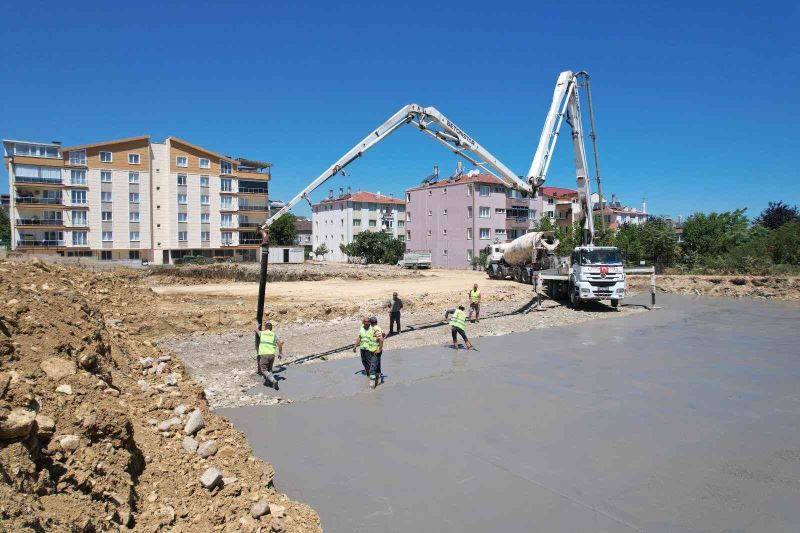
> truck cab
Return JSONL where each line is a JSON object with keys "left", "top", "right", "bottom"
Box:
{"left": 568, "top": 246, "right": 625, "bottom": 307}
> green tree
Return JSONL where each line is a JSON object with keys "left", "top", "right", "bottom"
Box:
{"left": 769, "top": 221, "right": 800, "bottom": 264}
{"left": 681, "top": 209, "right": 749, "bottom": 265}
{"left": 313, "top": 243, "right": 329, "bottom": 259}
{"left": 340, "top": 231, "right": 405, "bottom": 264}
{"left": 269, "top": 213, "right": 297, "bottom": 246}
{"left": 754, "top": 201, "right": 799, "bottom": 230}
{"left": 639, "top": 218, "right": 679, "bottom": 269}
{"left": 0, "top": 208, "right": 10, "bottom": 248}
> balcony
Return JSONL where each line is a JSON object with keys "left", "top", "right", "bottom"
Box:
{"left": 15, "top": 197, "right": 63, "bottom": 206}
{"left": 238, "top": 205, "right": 268, "bottom": 212}
{"left": 237, "top": 222, "right": 261, "bottom": 228}
{"left": 14, "top": 176, "right": 63, "bottom": 186}
{"left": 17, "top": 239, "right": 65, "bottom": 248}
{"left": 237, "top": 186, "right": 268, "bottom": 195}
{"left": 238, "top": 238, "right": 262, "bottom": 245}
{"left": 236, "top": 169, "right": 270, "bottom": 180}
{"left": 16, "top": 218, "right": 64, "bottom": 227}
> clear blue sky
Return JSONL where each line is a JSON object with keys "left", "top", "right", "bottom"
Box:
{"left": 2, "top": 0, "right": 798, "bottom": 220}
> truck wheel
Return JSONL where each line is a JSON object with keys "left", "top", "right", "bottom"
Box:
{"left": 568, "top": 282, "right": 581, "bottom": 309}
{"left": 513, "top": 267, "right": 522, "bottom": 283}
{"left": 521, "top": 269, "right": 531, "bottom": 285}
{"left": 611, "top": 298, "right": 619, "bottom": 308}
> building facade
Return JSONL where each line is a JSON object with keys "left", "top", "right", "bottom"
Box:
{"left": 311, "top": 189, "right": 405, "bottom": 262}
{"left": 540, "top": 186, "right": 582, "bottom": 230}
{"left": 4, "top": 137, "right": 270, "bottom": 263}
{"left": 404, "top": 173, "right": 541, "bottom": 269}
{"left": 294, "top": 217, "right": 312, "bottom": 253}
{"left": 592, "top": 193, "right": 649, "bottom": 230}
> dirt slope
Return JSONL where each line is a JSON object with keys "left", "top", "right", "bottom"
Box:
{"left": 0, "top": 259, "right": 320, "bottom": 532}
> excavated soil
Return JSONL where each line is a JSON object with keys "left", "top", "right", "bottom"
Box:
{"left": 627, "top": 274, "right": 800, "bottom": 300}
{"left": 0, "top": 259, "right": 320, "bottom": 532}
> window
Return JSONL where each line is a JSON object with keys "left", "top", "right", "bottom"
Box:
{"left": 100, "top": 251, "right": 112, "bottom": 261}
{"left": 101, "top": 171, "right": 112, "bottom": 182}
{"left": 427, "top": 209, "right": 432, "bottom": 216}
{"left": 353, "top": 219, "right": 361, "bottom": 226}
{"left": 220, "top": 160, "right": 232, "bottom": 174}
{"left": 178, "top": 194, "right": 187, "bottom": 204}
{"left": 547, "top": 210, "right": 555, "bottom": 219}
{"left": 442, "top": 187, "right": 447, "bottom": 195}
{"left": 102, "top": 231, "right": 113, "bottom": 242}
{"left": 406, "top": 212, "right": 411, "bottom": 222}
{"left": 221, "top": 214, "right": 232, "bottom": 227}
{"left": 128, "top": 153, "right": 140, "bottom": 164}
{"left": 494, "top": 186, "right": 505, "bottom": 194}
{"left": 558, "top": 210, "right": 567, "bottom": 220}
{"left": 398, "top": 220, "right": 404, "bottom": 228}
{"left": 201, "top": 231, "right": 210, "bottom": 241}
{"left": 406, "top": 230, "right": 411, "bottom": 240}
{"left": 479, "top": 206, "right": 490, "bottom": 218}
{"left": 467, "top": 185, "right": 473, "bottom": 196}
{"left": 102, "top": 211, "right": 112, "bottom": 222}
{"left": 129, "top": 193, "right": 140, "bottom": 203}
{"left": 200, "top": 195, "right": 210, "bottom": 205}
{"left": 128, "top": 171, "right": 139, "bottom": 183}
{"left": 495, "top": 228, "right": 506, "bottom": 236}
{"left": 467, "top": 249, "right": 474, "bottom": 261}
{"left": 72, "top": 211, "right": 87, "bottom": 225}
{"left": 368, "top": 220, "right": 377, "bottom": 227}
{"left": 467, "top": 206, "right": 473, "bottom": 219}
{"left": 199, "top": 158, "right": 210, "bottom": 169}
{"left": 69, "top": 150, "right": 86, "bottom": 165}
{"left": 100, "top": 151, "right": 112, "bottom": 163}
{"left": 443, "top": 208, "right": 448, "bottom": 216}
{"left": 129, "top": 212, "right": 140, "bottom": 223}
{"left": 467, "top": 227, "right": 473, "bottom": 240}
{"left": 547, "top": 198, "right": 554, "bottom": 205}
{"left": 176, "top": 156, "right": 188, "bottom": 167}
{"left": 443, "top": 249, "right": 448, "bottom": 256}
{"left": 529, "top": 209, "right": 536, "bottom": 219}
{"left": 101, "top": 192, "right": 112, "bottom": 203}
{"left": 479, "top": 228, "right": 490, "bottom": 239}
{"left": 428, "top": 190, "right": 432, "bottom": 196}
{"left": 130, "top": 231, "right": 140, "bottom": 241}
{"left": 221, "top": 231, "right": 233, "bottom": 245}
{"left": 70, "top": 170, "right": 86, "bottom": 185}
{"left": 495, "top": 208, "right": 506, "bottom": 215}
{"left": 177, "top": 174, "right": 187, "bottom": 186}
{"left": 200, "top": 175, "right": 209, "bottom": 187}
{"left": 178, "top": 213, "right": 188, "bottom": 223}
{"left": 427, "top": 229, "right": 432, "bottom": 237}
{"left": 178, "top": 231, "right": 188, "bottom": 242}
{"left": 442, "top": 229, "right": 447, "bottom": 236}
{"left": 406, "top": 193, "right": 411, "bottom": 202}
{"left": 72, "top": 231, "right": 87, "bottom": 246}
{"left": 71, "top": 190, "right": 87, "bottom": 204}
{"left": 201, "top": 213, "right": 210, "bottom": 223}
{"left": 220, "top": 196, "right": 232, "bottom": 208}
{"left": 480, "top": 185, "right": 490, "bottom": 197}
{"left": 129, "top": 250, "right": 140, "bottom": 260}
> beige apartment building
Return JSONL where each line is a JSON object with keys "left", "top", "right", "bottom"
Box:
{"left": 4, "top": 136, "right": 270, "bottom": 264}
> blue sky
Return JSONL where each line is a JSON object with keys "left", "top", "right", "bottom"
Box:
{"left": 1, "top": 0, "right": 797, "bottom": 219}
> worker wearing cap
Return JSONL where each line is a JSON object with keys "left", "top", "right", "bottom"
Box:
{"left": 446, "top": 305, "right": 473, "bottom": 350}
{"left": 255, "top": 320, "right": 284, "bottom": 390}
{"left": 368, "top": 316, "right": 385, "bottom": 388}
{"left": 353, "top": 317, "right": 378, "bottom": 378}
{"left": 468, "top": 283, "right": 481, "bottom": 323}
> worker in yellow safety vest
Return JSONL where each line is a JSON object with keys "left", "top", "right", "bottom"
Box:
{"left": 368, "top": 316, "right": 385, "bottom": 388}
{"left": 446, "top": 305, "right": 473, "bottom": 350}
{"left": 255, "top": 321, "right": 284, "bottom": 390}
{"left": 468, "top": 283, "right": 481, "bottom": 323}
{"left": 353, "top": 317, "right": 379, "bottom": 382}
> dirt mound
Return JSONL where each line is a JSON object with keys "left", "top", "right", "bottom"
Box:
{"left": 0, "top": 259, "right": 320, "bottom": 532}
{"left": 627, "top": 274, "right": 800, "bottom": 300}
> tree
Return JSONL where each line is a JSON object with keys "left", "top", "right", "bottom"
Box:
{"left": 754, "top": 201, "right": 799, "bottom": 230}
{"left": 681, "top": 209, "right": 749, "bottom": 261}
{"left": 313, "top": 243, "right": 329, "bottom": 259}
{"left": 269, "top": 213, "right": 297, "bottom": 246}
{"left": 340, "top": 231, "right": 405, "bottom": 264}
{"left": 638, "top": 218, "right": 679, "bottom": 269}
{"left": 769, "top": 221, "right": 800, "bottom": 264}
{"left": 0, "top": 208, "right": 10, "bottom": 247}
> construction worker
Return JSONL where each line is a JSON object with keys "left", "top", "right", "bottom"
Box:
{"left": 255, "top": 321, "right": 284, "bottom": 390}
{"left": 468, "top": 283, "right": 481, "bottom": 322}
{"left": 387, "top": 292, "right": 403, "bottom": 335}
{"left": 353, "top": 317, "right": 378, "bottom": 378}
{"left": 446, "top": 305, "right": 473, "bottom": 350}
{"left": 369, "top": 316, "right": 385, "bottom": 388}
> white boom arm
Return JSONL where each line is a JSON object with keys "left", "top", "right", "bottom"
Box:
{"left": 262, "top": 104, "right": 532, "bottom": 229}
{"left": 527, "top": 70, "right": 596, "bottom": 245}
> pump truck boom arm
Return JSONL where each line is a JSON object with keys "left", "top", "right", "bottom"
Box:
{"left": 260, "top": 104, "right": 532, "bottom": 231}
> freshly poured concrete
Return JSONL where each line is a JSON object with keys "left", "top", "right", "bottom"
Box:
{"left": 221, "top": 295, "right": 800, "bottom": 532}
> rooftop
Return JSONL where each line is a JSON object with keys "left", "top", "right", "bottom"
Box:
{"left": 406, "top": 173, "right": 506, "bottom": 192}
{"left": 294, "top": 217, "right": 312, "bottom": 232}
{"left": 59, "top": 135, "right": 150, "bottom": 152}
{"left": 540, "top": 186, "right": 577, "bottom": 198}
{"left": 318, "top": 191, "right": 405, "bottom": 206}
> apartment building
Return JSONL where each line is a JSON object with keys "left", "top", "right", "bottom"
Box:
{"left": 311, "top": 188, "right": 405, "bottom": 262}
{"left": 540, "top": 186, "right": 581, "bottom": 230}
{"left": 404, "top": 172, "right": 541, "bottom": 268}
{"left": 294, "top": 217, "right": 312, "bottom": 253}
{"left": 4, "top": 136, "right": 270, "bottom": 263}
{"left": 592, "top": 193, "right": 649, "bottom": 229}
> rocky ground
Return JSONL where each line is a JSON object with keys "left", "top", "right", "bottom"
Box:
{"left": 628, "top": 274, "right": 800, "bottom": 300}
{"left": 0, "top": 259, "right": 320, "bottom": 532}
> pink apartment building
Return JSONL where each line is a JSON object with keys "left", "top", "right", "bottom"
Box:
{"left": 404, "top": 173, "right": 543, "bottom": 268}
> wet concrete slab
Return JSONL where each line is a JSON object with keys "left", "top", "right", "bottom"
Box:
{"left": 220, "top": 294, "right": 800, "bottom": 532}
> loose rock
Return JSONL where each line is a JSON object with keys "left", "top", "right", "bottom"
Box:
{"left": 200, "top": 467, "right": 223, "bottom": 490}
{"left": 184, "top": 410, "right": 204, "bottom": 435}
{"left": 182, "top": 436, "right": 199, "bottom": 453}
{"left": 0, "top": 408, "right": 36, "bottom": 439}
{"left": 35, "top": 414, "right": 56, "bottom": 438}
{"left": 56, "top": 384, "right": 73, "bottom": 395}
{"left": 59, "top": 434, "right": 80, "bottom": 452}
{"left": 250, "top": 500, "right": 271, "bottom": 518}
{"left": 40, "top": 357, "right": 76, "bottom": 380}
{"left": 157, "top": 417, "right": 182, "bottom": 432}
{"left": 197, "top": 440, "right": 218, "bottom": 458}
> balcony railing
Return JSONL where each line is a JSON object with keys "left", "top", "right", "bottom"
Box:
{"left": 15, "top": 197, "right": 63, "bottom": 205}
{"left": 16, "top": 218, "right": 64, "bottom": 226}
{"left": 237, "top": 222, "right": 260, "bottom": 228}
{"left": 17, "top": 239, "right": 65, "bottom": 248}
{"left": 14, "top": 176, "right": 63, "bottom": 185}
{"left": 238, "top": 187, "right": 268, "bottom": 195}
{"left": 238, "top": 238, "right": 262, "bottom": 245}
{"left": 238, "top": 205, "right": 268, "bottom": 212}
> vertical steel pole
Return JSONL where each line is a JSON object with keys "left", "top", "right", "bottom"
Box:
{"left": 577, "top": 71, "right": 606, "bottom": 234}
{"left": 255, "top": 237, "right": 270, "bottom": 349}
{"left": 650, "top": 270, "right": 656, "bottom": 308}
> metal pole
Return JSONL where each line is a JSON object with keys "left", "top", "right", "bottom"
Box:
{"left": 255, "top": 238, "right": 270, "bottom": 349}
{"left": 650, "top": 270, "right": 656, "bottom": 308}
{"left": 577, "top": 71, "right": 606, "bottom": 234}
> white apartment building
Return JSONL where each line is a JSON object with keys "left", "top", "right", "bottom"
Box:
{"left": 4, "top": 136, "right": 271, "bottom": 263}
{"left": 311, "top": 188, "right": 405, "bottom": 262}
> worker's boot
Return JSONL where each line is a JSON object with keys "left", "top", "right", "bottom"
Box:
{"left": 370, "top": 375, "right": 378, "bottom": 389}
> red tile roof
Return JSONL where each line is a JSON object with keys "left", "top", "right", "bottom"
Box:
{"left": 405, "top": 173, "right": 506, "bottom": 192}
{"left": 294, "top": 218, "right": 312, "bottom": 232}
{"left": 540, "top": 186, "right": 577, "bottom": 198}
{"left": 318, "top": 190, "right": 405, "bottom": 205}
